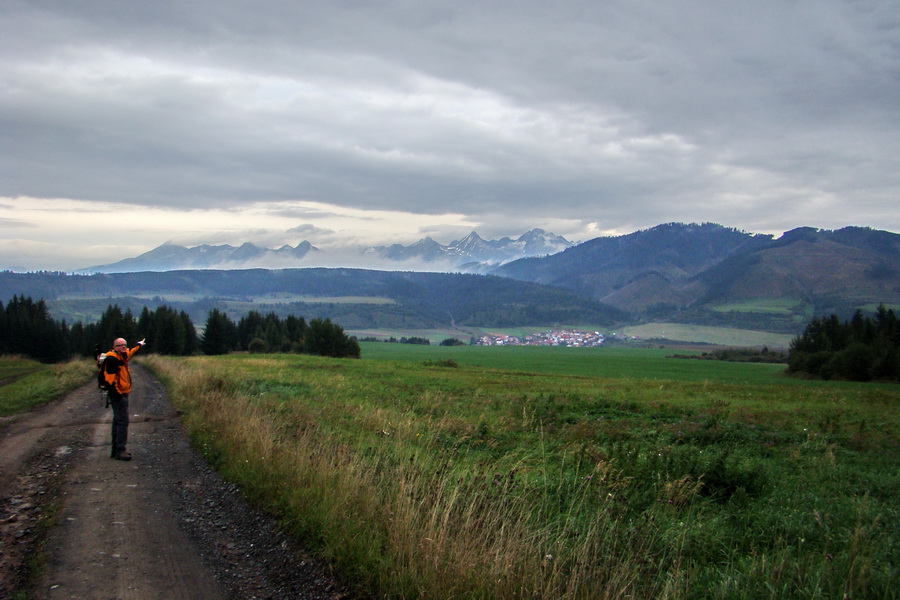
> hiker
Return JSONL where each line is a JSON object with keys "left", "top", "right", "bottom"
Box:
{"left": 99, "top": 337, "right": 146, "bottom": 461}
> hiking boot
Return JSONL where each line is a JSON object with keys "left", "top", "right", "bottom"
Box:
{"left": 112, "top": 452, "right": 132, "bottom": 461}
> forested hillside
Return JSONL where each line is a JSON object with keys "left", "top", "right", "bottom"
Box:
{"left": 0, "top": 269, "right": 627, "bottom": 331}
{"left": 493, "top": 223, "right": 900, "bottom": 331}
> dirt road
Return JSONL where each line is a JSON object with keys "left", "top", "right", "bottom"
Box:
{"left": 0, "top": 364, "right": 356, "bottom": 600}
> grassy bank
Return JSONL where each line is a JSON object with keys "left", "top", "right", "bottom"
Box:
{"left": 0, "top": 357, "right": 95, "bottom": 417}
{"left": 144, "top": 349, "right": 898, "bottom": 599}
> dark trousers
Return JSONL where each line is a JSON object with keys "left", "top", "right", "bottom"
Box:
{"left": 109, "top": 391, "right": 130, "bottom": 457}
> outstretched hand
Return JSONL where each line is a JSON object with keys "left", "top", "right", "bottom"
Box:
{"left": 138, "top": 339, "right": 147, "bottom": 346}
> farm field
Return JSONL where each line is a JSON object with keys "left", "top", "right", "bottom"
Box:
{"left": 710, "top": 298, "right": 810, "bottom": 316}
{"left": 349, "top": 327, "right": 466, "bottom": 343}
{"left": 617, "top": 323, "right": 796, "bottom": 349}
{"left": 144, "top": 347, "right": 899, "bottom": 600}
{"left": 361, "top": 342, "right": 805, "bottom": 386}
{"left": 351, "top": 322, "right": 798, "bottom": 349}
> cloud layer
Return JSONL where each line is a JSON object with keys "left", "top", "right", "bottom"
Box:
{"left": 2, "top": 0, "right": 898, "bottom": 270}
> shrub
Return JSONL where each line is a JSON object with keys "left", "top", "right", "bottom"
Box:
{"left": 248, "top": 337, "right": 269, "bottom": 353}
{"left": 827, "top": 343, "right": 873, "bottom": 381}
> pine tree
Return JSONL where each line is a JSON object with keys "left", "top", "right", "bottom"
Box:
{"left": 201, "top": 309, "right": 237, "bottom": 355}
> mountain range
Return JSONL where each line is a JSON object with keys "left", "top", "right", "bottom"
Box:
{"left": 494, "top": 223, "right": 900, "bottom": 330}
{"left": 81, "top": 229, "right": 573, "bottom": 273}
{"left": 5, "top": 222, "right": 898, "bottom": 335}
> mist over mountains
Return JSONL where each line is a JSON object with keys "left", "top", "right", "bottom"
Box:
{"left": 80, "top": 229, "right": 573, "bottom": 274}
{"left": 76, "top": 222, "right": 900, "bottom": 325}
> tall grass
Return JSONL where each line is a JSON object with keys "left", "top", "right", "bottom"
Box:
{"left": 144, "top": 352, "right": 898, "bottom": 599}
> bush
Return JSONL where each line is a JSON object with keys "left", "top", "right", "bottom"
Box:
{"left": 789, "top": 350, "right": 834, "bottom": 378}
{"left": 248, "top": 338, "right": 269, "bottom": 353}
{"left": 827, "top": 343, "right": 873, "bottom": 381}
{"left": 304, "top": 318, "right": 361, "bottom": 358}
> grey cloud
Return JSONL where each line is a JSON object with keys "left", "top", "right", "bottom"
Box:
{"left": 286, "top": 223, "right": 334, "bottom": 236}
{"left": 0, "top": 217, "right": 36, "bottom": 229}
{"left": 2, "top": 0, "right": 898, "bottom": 240}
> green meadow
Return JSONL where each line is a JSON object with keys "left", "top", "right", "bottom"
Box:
{"left": 0, "top": 357, "right": 94, "bottom": 417}
{"left": 142, "top": 346, "right": 898, "bottom": 600}
{"left": 361, "top": 342, "right": 815, "bottom": 386}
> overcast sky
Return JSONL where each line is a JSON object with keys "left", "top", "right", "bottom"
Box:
{"left": 2, "top": 0, "right": 898, "bottom": 271}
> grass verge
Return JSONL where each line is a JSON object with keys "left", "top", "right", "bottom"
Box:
{"left": 0, "top": 357, "right": 95, "bottom": 417}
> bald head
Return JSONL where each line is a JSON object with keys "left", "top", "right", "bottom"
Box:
{"left": 114, "top": 338, "right": 127, "bottom": 350}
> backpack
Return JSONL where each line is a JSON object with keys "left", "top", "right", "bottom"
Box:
{"left": 96, "top": 350, "right": 117, "bottom": 392}
{"left": 97, "top": 354, "right": 110, "bottom": 390}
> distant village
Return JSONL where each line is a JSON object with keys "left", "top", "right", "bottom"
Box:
{"left": 475, "top": 329, "right": 635, "bottom": 347}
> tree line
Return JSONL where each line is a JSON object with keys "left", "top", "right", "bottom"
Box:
{"left": 359, "top": 336, "right": 434, "bottom": 345}
{"left": 199, "top": 308, "right": 360, "bottom": 358}
{"left": 0, "top": 295, "right": 360, "bottom": 363}
{"left": 787, "top": 305, "right": 899, "bottom": 381}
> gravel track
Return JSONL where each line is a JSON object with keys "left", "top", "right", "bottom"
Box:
{"left": 0, "top": 364, "right": 362, "bottom": 600}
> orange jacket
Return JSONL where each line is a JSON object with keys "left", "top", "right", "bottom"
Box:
{"left": 101, "top": 344, "right": 142, "bottom": 394}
